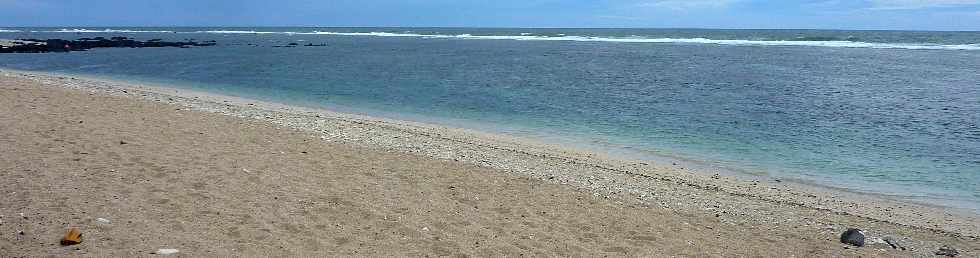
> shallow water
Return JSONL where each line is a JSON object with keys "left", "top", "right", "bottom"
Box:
{"left": 2, "top": 27, "right": 979, "bottom": 210}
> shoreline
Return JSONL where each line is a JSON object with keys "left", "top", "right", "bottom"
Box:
{"left": 13, "top": 69, "right": 978, "bottom": 215}
{"left": 5, "top": 69, "right": 979, "bottom": 230}
{"left": 2, "top": 69, "right": 979, "bottom": 255}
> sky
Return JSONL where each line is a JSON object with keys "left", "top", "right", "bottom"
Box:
{"left": 2, "top": 0, "right": 980, "bottom": 31}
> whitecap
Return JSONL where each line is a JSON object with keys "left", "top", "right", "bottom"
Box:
{"left": 306, "top": 31, "right": 980, "bottom": 51}
{"left": 195, "top": 30, "right": 295, "bottom": 34}
{"left": 34, "top": 28, "right": 175, "bottom": 33}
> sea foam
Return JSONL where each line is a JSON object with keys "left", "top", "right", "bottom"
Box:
{"left": 304, "top": 31, "right": 980, "bottom": 50}
{"left": 196, "top": 30, "right": 295, "bottom": 34}
{"left": 33, "top": 29, "right": 176, "bottom": 33}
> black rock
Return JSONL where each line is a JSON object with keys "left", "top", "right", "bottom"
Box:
{"left": 936, "top": 245, "right": 959, "bottom": 257}
{"left": 840, "top": 228, "right": 865, "bottom": 247}
{"left": 2, "top": 37, "right": 217, "bottom": 53}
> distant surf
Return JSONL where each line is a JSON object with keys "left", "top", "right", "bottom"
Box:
{"left": 304, "top": 31, "right": 980, "bottom": 50}
{"left": 14, "top": 28, "right": 980, "bottom": 51}
{"left": 33, "top": 28, "right": 177, "bottom": 33}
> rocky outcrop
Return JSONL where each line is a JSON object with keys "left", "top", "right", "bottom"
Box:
{"left": 0, "top": 37, "right": 216, "bottom": 53}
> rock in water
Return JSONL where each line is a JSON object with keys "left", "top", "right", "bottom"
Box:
{"left": 840, "top": 228, "right": 865, "bottom": 247}
{"left": 60, "top": 228, "right": 82, "bottom": 246}
{"left": 936, "top": 245, "right": 959, "bottom": 257}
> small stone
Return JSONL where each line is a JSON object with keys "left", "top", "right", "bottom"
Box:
{"left": 840, "top": 228, "right": 865, "bottom": 247}
{"left": 155, "top": 248, "right": 180, "bottom": 255}
{"left": 936, "top": 245, "right": 959, "bottom": 257}
{"left": 96, "top": 218, "right": 111, "bottom": 224}
{"left": 119, "top": 141, "right": 128, "bottom": 145}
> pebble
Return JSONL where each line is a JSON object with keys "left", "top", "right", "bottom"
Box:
{"left": 155, "top": 249, "right": 180, "bottom": 255}
{"left": 96, "top": 218, "right": 111, "bottom": 224}
{"left": 935, "top": 245, "right": 958, "bottom": 257}
{"left": 840, "top": 228, "right": 865, "bottom": 247}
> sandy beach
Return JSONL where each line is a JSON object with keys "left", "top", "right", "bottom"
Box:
{"left": 1, "top": 70, "right": 978, "bottom": 256}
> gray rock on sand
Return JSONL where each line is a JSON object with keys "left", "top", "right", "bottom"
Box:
{"left": 840, "top": 228, "right": 865, "bottom": 247}
{"left": 936, "top": 245, "right": 959, "bottom": 257}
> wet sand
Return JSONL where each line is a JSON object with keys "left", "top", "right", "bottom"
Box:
{"left": 1, "top": 70, "right": 978, "bottom": 256}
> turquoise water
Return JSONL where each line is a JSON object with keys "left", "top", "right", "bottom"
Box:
{"left": 2, "top": 27, "right": 979, "bottom": 210}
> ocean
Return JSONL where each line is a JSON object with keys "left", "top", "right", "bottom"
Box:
{"left": 2, "top": 27, "right": 978, "bottom": 210}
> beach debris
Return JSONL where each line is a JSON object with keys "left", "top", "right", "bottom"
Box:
{"left": 839, "top": 228, "right": 865, "bottom": 247}
{"left": 96, "top": 218, "right": 111, "bottom": 224}
{"left": 935, "top": 245, "right": 959, "bottom": 257}
{"left": 119, "top": 140, "right": 128, "bottom": 145}
{"left": 60, "top": 228, "right": 82, "bottom": 246}
{"left": 882, "top": 236, "right": 905, "bottom": 250}
{"left": 17, "top": 230, "right": 24, "bottom": 235}
{"left": 154, "top": 248, "right": 180, "bottom": 255}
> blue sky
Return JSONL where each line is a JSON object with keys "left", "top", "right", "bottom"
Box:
{"left": 2, "top": 0, "right": 980, "bottom": 31}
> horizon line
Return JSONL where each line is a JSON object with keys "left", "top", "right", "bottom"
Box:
{"left": 2, "top": 25, "right": 979, "bottom": 33}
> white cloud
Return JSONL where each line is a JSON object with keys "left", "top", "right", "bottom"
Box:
{"left": 637, "top": 0, "right": 741, "bottom": 9}
{"left": 869, "top": 0, "right": 980, "bottom": 10}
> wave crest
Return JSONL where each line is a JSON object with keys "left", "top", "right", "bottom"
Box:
{"left": 33, "top": 29, "right": 176, "bottom": 33}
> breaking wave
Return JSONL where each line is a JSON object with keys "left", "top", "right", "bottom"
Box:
{"left": 32, "top": 28, "right": 176, "bottom": 33}
{"left": 196, "top": 30, "right": 293, "bottom": 34}
{"left": 307, "top": 31, "right": 980, "bottom": 50}
{"left": 222, "top": 30, "right": 980, "bottom": 50}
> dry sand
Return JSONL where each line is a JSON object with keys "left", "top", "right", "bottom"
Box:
{"left": 1, "top": 70, "right": 978, "bottom": 257}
